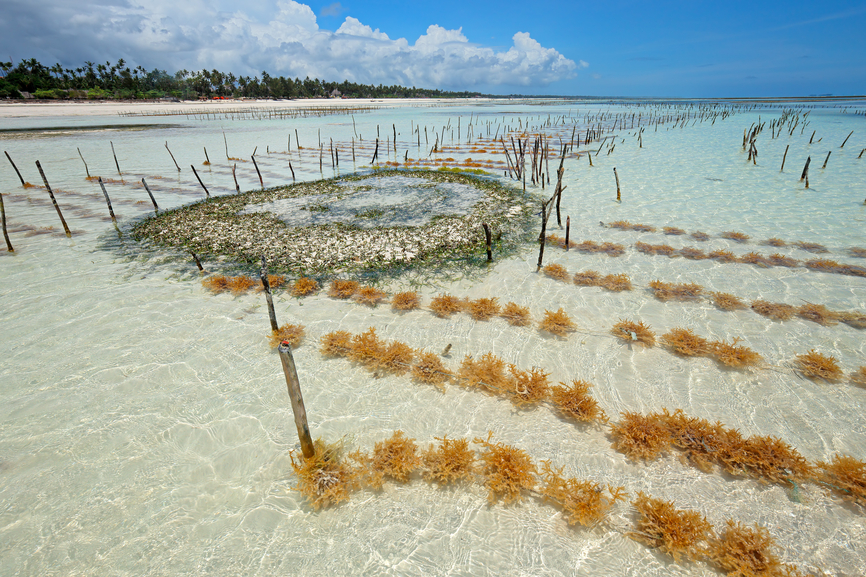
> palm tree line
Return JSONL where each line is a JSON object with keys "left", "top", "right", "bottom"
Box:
{"left": 0, "top": 58, "right": 486, "bottom": 100}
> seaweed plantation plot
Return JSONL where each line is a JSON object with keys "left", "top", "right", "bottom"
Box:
{"left": 131, "top": 169, "right": 535, "bottom": 276}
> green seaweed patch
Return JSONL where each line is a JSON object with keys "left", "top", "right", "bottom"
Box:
{"left": 131, "top": 169, "right": 536, "bottom": 278}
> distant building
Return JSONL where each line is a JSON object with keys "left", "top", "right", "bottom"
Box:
{"left": 329, "top": 89, "right": 342, "bottom": 98}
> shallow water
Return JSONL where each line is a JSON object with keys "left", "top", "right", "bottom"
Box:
{"left": 1, "top": 99, "right": 865, "bottom": 576}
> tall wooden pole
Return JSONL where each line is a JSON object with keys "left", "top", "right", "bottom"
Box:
{"left": 278, "top": 341, "right": 315, "bottom": 459}
{"left": 614, "top": 167, "right": 621, "bottom": 202}
{"left": 35, "top": 161, "right": 71, "bottom": 236}
{"left": 140, "top": 178, "right": 159, "bottom": 211}
{"left": 77, "top": 148, "right": 91, "bottom": 178}
{"left": 97, "top": 177, "right": 117, "bottom": 223}
{"left": 4, "top": 151, "right": 27, "bottom": 187}
{"left": 190, "top": 165, "right": 210, "bottom": 197}
{"left": 110, "top": 141, "right": 121, "bottom": 176}
{"left": 165, "top": 142, "right": 181, "bottom": 172}
{"left": 482, "top": 223, "right": 492, "bottom": 262}
{"left": 251, "top": 155, "right": 264, "bottom": 188}
{"left": 0, "top": 192, "right": 13, "bottom": 252}
{"left": 260, "top": 256, "right": 279, "bottom": 333}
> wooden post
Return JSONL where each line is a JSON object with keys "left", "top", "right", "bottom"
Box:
{"left": 0, "top": 192, "right": 13, "bottom": 252}
{"left": 288, "top": 161, "right": 295, "bottom": 182}
{"left": 97, "top": 177, "right": 117, "bottom": 223}
{"left": 231, "top": 164, "right": 240, "bottom": 193}
{"left": 190, "top": 251, "right": 204, "bottom": 272}
{"left": 614, "top": 167, "right": 621, "bottom": 202}
{"left": 203, "top": 147, "right": 211, "bottom": 165}
{"left": 165, "top": 142, "right": 181, "bottom": 171}
{"left": 4, "top": 151, "right": 27, "bottom": 187}
{"left": 822, "top": 151, "right": 831, "bottom": 169}
{"left": 371, "top": 138, "right": 379, "bottom": 164}
{"left": 140, "top": 178, "right": 159, "bottom": 211}
{"left": 536, "top": 199, "right": 549, "bottom": 271}
{"left": 261, "top": 256, "right": 279, "bottom": 332}
{"left": 482, "top": 223, "right": 492, "bottom": 262}
{"left": 252, "top": 155, "right": 264, "bottom": 188}
{"left": 35, "top": 160, "right": 71, "bottom": 236}
{"left": 278, "top": 341, "right": 315, "bottom": 459}
{"left": 77, "top": 148, "right": 91, "bottom": 178}
{"left": 780, "top": 145, "right": 789, "bottom": 172}
{"left": 800, "top": 156, "right": 811, "bottom": 182}
{"left": 841, "top": 131, "right": 854, "bottom": 148}
{"left": 110, "top": 141, "right": 121, "bottom": 176}
{"left": 190, "top": 164, "right": 210, "bottom": 197}
{"left": 223, "top": 132, "right": 230, "bottom": 160}
{"left": 564, "top": 216, "right": 570, "bottom": 251}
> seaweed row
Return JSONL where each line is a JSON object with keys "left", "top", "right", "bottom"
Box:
{"left": 290, "top": 432, "right": 809, "bottom": 576}
{"left": 545, "top": 233, "right": 866, "bottom": 278}
{"left": 541, "top": 263, "right": 866, "bottom": 331}
{"left": 602, "top": 221, "right": 866, "bottom": 258}
{"left": 318, "top": 328, "right": 866, "bottom": 505}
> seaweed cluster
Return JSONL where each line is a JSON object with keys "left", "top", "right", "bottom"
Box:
{"left": 268, "top": 322, "right": 305, "bottom": 349}
{"left": 328, "top": 279, "right": 360, "bottom": 299}
{"left": 720, "top": 231, "right": 750, "bottom": 242}
{"left": 817, "top": 454, "right": 866, "bottom": 507}
{"left": 391, "top": 290, "right": 421, "bottom": 311}
{"left": 353, "top": 285, "right": 388, "bottom": 307}
{"left": 544, "top": 235, "right": 625, "bottom": 256}
{"left": 635, "top": 241, "right": 677, "bottom": 256}
{"left": 630, "top": 492, "right": 712, "bottom": 563}
{"left": 500, "top": 302, "right": 531, "bottom": 326}
{"left": 712, "top": 292, "right": 747, "bottom": 311}
{"left": 661, "top": 328, "right": 762, "bottom": 368}
{"left": 793, "top": 349, "right": 843, "bottom": 381}
{"left": 429, "top": 293, "right": 464, "bottom": 317}
{"left": 201, "top": 274, "right": 257, "bottom": 295}
{"left": 542, "top": 263, "right": 570, "bottom": 281}
{"left": 465, "top": 297, "right": 501, "bottom": 320}
{"left": 539, "top": 308, "right": 577, "bottom": 337}
{"left": 607, "top": 220, "right": 656, "bottom": 232}
{"left": 539, "top": 461, "right": 625, "bottom": 526}
{"left": 473, "top": 432, "right": 537, "bottom": 504}
{"left": 549, "top": 380, "right": 608, "bottom": 423}
{"left": 648, "top": 280, "right": 704, "bottom": 301}
{"left": 611, "top": 319, "right": 656, "bottom": 346}
{"left": 751, "top": 300, "right": 797, "bottom": 321}
{"left": 291, "top": 277, "right": 319, "bottom": 296}
{"left": 290, "top": 438, "right": 358, "bottom": 509}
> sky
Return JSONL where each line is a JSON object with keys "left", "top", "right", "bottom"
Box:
{"left": 1, "top": 0, "right": 865, "bottom": 97}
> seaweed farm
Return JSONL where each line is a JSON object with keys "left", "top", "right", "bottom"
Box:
{"left": 1, "top": 98, "right": 866, "bottom": 576}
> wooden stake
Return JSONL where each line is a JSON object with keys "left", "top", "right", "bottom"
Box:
{"left": 77, "top": 148, "right": 91, "bottom": 178}
{"left": 482, "top": 223, "right": 492, "bottom": 262}
{"left": 614, "top": 167, "right": 621, "bottom": 202}
{"left": 278, "top": 340, "right": 315, "bottom": 459}
{"left": 231, "top": 164, "right": 240, "bottom": 193}
{"left": 4, "top": 151, "right": 27, "bottom": 186}
{"left": 35, "top": 160, "right": 71, "bottom": 236}
{"left": 780, "top": 145, "right": 789, "bottom": 172}
{"left": 97, "top": 177, "right": 117, "bottom": 223}
{"left": 190, "top": 251, "right": 204, "bottom": 272}
{"left": 841, "top": 130, "right": 854, "bottom": 148}
{"left": 288, "top": 161, "right": 295, "bottom": 182}
{"left": 800, "top": 156, "right": 811, "bottom": 181}
{"left": 260, "top": 256, "right": 279, "bottom": 332}
{"left": 203, "top": 147, "right": 211, "bottom": 165}
{"left": 822, "top": 151, "right": 831, "bottom": 169}
{"left": 371, "top": 138, "right": 379, "bottom": 164}
{"left": 587, "top": 152, "right": 593, "bottom": 167}
{"left": 110, "top": 141, "right": 121, "bottom": 176}
{"left": 564, "top": 216, "right": 570, "bottom": 251}
{"left": 140, "top": 178, "right": 159, "bottom": 211}
{"left": 165, "top": 141, "right": 181, "bottom": 171}
{"left": 251, "top": 155, "right": 264, "bottom": 188}
{"left": 190, "top": 164, "right": 210, "bottom": 197}
{"left": 536, "top": 200, "right": 549, "bottom": 271}
{"left": 0, "top": 192, "right": 13, "bottom": 252}
{"left": 223, "top": 132, "right": 229, "bottom": 159}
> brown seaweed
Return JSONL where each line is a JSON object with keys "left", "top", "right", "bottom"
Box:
{"left": 691, "top": 231, "right": 710, "bottom": 241}
{"left": 751, "top": 300, "right": 796, "bottom": 321}
{"left": 466, "top": 297, "right": 500, "bottom": 320}
{"left": 354, "top": 431, "right": 420, "bottom": 489}
{"left": 391, "top": 290, "right": 421, "bottom": 311}
{"left": 739, "top": 252, "right": 773, "bottom": 267}
{"left": 817, "top": 454, "right": 866, "bottom": 507}
{"left": 611, "top": 319, "right": 656, "bottom": 346}
{"left": 255, "top": 274, "right": 286, "bottom": 292}
{"left": 793, "top": 349, "right": 843, "bottom": 381}
{"left": 269, "top": 323, "right": 305, "bottom": 349}
{"left": 635, "top": 241, "right": 676, "bottom": 256}
{"left": 600, "top": 242, "right": 626, "bottom": 256}
{"left": 709, "top": 520, "right": 786, "bottom": 577}
{"left": 328, "top": 279, "right": 359, "bottom": 299}
{"left": 648, "top": 280, "right": 703, "bottom": 301}
{"left": 632, "top": 223, "right": 657, "bottom": 233}
{"left": 346, "top": 327, "right": 386, "bottom": 369}
{"left": 610, "top": 411, "right": 672, "bottom": 460}
{"left": 539, "top": 461, "right": 625, "bottom": 527}
{"left": 539, "top": 308, "right": 576, "bottom": 337}
{"left": 836, "top": 311, "right": 866, "bottom": 329}
{"left": 411, "top": 350, "right": 452, "bottom": 390}
{"left": 710, "top": 338, "right": 762, "bottom": 368}
{"left": 227, "top": 275, "right": 255, "bottom": 295}
{"left": 353, "top": 285, "right": 388, "bottom": 307}
{"left": 201, "top": 274, "right": 230, "bottom": 293}
{"left": 601, "top": 273, "right": 632, "bottom": 292}
{"left": 656, "top": 409, "right": 724, "bottom": 473}
{"left": 850, "top": 366, "right": 866, "bottom": 386}
{"left": 793, "top": 241, "right": 828, "bottom": 253}
{"left": 721, "top": 231, "right": 750, "bottom": 243}
{"left": 291, "top": 277, "right": 319, "bottom": 296}
{"left": 661, "top": 328, "right": 711, "bottom": 357}
{"left": 573, "top": 270, "right": 602, "bottom": 286}
{"left": 421, "top": 436, "right": 476, "bottom": 485}
{"left": 608, "top": 220, "right": 633, "bottom": 230}
{"left": 849, "top": 247, "right": 866, "bottom": 258}
{"left": 458, "top": 352, "right": 510, "bottom": 393}
{"left": 473, "top": 432, "right": 537, "bottom": 505}
{"left": 550, "top": 380, "right": 607, "bottom": 423}
{"left": 767, "top": 253, "right": 799, "bottom": 267}
{"left": 678, "top": 246, "right": 708, "bottom": 260}
{"left": 630, "top": 492, "right": 712, "bottom": 563}
{"left": 712, "top": 292, "right": 747, "bottom": 311}
{"left": 290, "top": 438, "right": 358, "bottom": 509}
{"left": 764, "top": 237, "right": 787, "bottom": 247}
{"left": 500, "top": 302, "right": 532, "bottom": 326}
{"left": 543, "top": 263, "right": 570, "bottom": 281}
{"left": 319, "top": 330, "right": 353, "bottom": 357}
{"left": 664, "top": 226, "right": 686, "bottom": 235}
{"left": 739, "top": 435, "right": 814, "bottom": 484}
{"left": 796, "top": 303, "right": 838, "bottom": 326}
{"left": 709, "top": 249, "right": 738, "bottom": 262}
{"left": 429, "top": 293, "right": 464, "bottom": 317}
{"left": 509, "top": 365, "right": 551, "bottom": 406}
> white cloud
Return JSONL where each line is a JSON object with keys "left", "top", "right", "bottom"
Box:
{"left": 0, "top": 0, "right": 579, "bottom": 89}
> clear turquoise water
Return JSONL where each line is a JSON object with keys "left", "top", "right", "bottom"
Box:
{"left": 1, "top": 100, "right": 865, "bottom": 576}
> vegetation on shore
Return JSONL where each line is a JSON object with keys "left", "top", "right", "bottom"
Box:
{"left": 0, "top": 57, "right": 491, "bottom": 101}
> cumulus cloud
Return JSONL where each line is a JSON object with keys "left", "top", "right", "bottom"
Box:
{"left": 0, "top": 0, "right": 579, "bottom": 89}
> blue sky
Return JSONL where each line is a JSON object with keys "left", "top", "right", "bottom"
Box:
{"left": 2, "top": 0, "right": 864, "bottom": 97}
